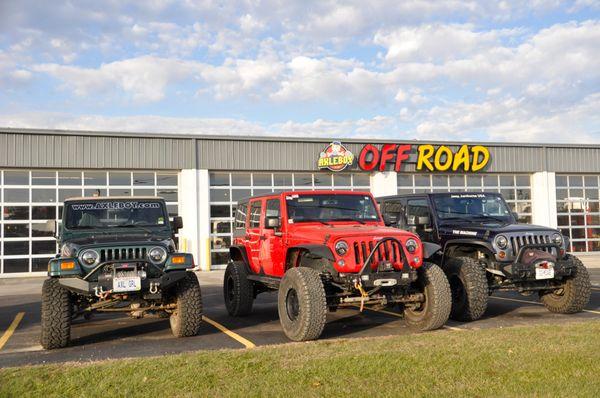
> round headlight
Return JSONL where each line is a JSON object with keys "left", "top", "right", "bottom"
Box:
{"left": 148, "top": 246, "right": 168, "bottom": 264}
{"left": 406, "top": 238, "right": 418, "bottom": 253}
{"left": 80, "top": 249, "right": 99, "bottom": 266}
{"left": 335, "top": 240, "right": 349, "bottom": 256}
{"left": 495, "top": 235, "right": 508, "bottom": 249}
{"left": 552, "top": 233, "right": 563, "bottom": 245}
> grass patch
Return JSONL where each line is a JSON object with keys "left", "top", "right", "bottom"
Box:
{"left": 2, "top": 321, "right": 600, "bottom": 397}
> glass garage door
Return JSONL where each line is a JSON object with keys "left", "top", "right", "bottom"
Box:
{"left": 0, "top": 170, "right": 179, "bottom": 276}
{"left": 397, "top": 173, "right": 533, "bottom": 223}
{"left": 555, "top": 175, "right": 600, "bottom": 253}
{"left": 208, "top": 172, "right": 371, "bottom": 269}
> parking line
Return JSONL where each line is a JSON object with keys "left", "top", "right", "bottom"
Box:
{"left": 0, "top": 312, "right": 25, "bottom": 351}
{"left": 490, "top": 296, "right": 600, "bottom": 315}
{"left": 203, "top": 316, "right": 256, "bottom": 349}
{"left": 356, "top": 306, "right": 464, "bottom": 331}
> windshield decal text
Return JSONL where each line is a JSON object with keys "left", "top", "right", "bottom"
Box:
{"left": 70, "top": 202, "right": 161, "bottom": 211}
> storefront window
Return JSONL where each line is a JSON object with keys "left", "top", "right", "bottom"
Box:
{"left": 556, "top": 174, "right": 600, "bottom": 252}
{"left": 0, "top": 170, "right": 179, "bottom": 274}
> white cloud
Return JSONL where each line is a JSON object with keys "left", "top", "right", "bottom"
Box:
{"left": 33, "top": 56, "right": 201, "bottom": 102}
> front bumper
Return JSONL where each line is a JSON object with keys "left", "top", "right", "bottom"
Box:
{"left": 336, "top": 237, "right": 418, "bottom": 289}
{"left": 498, "top": 244, "right": 574, "bottom": 282}
{"left": 58, "top": 270, "right": 189, "bottom": 296}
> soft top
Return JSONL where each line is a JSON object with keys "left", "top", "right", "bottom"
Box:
{"left": 238, "top": 189, "right": 372, "bottom": 203}
{"left": 378, "top": 191, "right": 502, "bottom": 200}
{"left": 64, "top": 196, "right": 164, "bottom": 202}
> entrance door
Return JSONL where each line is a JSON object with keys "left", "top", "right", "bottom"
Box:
{"left": 259, "top": 198, "right": 284, "bottom": 276}
{"left": 247, "top": 199, "right": 263, "bottom": 273}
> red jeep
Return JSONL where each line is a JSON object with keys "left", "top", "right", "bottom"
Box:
{"left": 224, "top": 190, "right": 451, "bottom": 341}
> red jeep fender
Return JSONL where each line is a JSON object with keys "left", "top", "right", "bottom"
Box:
{"left": 229, "top": 245, "right": 250, "bottom": 269}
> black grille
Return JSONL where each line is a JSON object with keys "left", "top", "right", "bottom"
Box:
{"left": 353, "top": 239, "right": 402, "bottom": 266}
{"left": 509, "top": 234, "right": 553, "bottom": 256}
{"left": 100, "top": 247, "right": 148, "bottom": 263}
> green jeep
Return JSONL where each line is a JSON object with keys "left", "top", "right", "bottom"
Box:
{"left": 40, "top": 197, "right": 203, "bottom": 349}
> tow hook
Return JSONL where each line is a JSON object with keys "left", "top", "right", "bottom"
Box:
{"left": 353, "top": 280, "right": 369, "bottom": 312}
{"left": 94, "top": 286, "right": 112, "bottom": 300}
{"left": 149, "top": 282, "right": 159, "bottom": 294}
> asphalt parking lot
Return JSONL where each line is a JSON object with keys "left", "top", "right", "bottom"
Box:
{"left": 1, "top": 267, "right": 600, "bottom": 368}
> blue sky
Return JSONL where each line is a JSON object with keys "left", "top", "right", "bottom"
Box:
{"left": 0, "top": 0, "right": 599, "bottom": 143}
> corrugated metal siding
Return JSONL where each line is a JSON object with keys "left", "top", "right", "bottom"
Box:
{"left": 546, "top": 147, "right": 600, "bottom": 173}
{"left": 2, "top": 130, "right": 600, "bottom": 173}
{"left": 197, "top": 139, "right": 368, "bottom": 171}
{"left": 0, "top": 133, "right": 195, "bottom": 169}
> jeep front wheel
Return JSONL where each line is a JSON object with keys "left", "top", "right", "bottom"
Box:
{"left": 403, "top": 262, "right": 452, "bottom": 331}
{"left": 40, "top": 278, "right": 72, "bottom": 349}
{"left": 277, "top": 267, "right": 327, "bottom": 341}
{"left": 170, "top": 272, "right": 203, "bottom": 337}
{"left": 224, "top": 261, "right": 254, "bottom": 316}
{"left": 446, "top": 256, "right": 488, "bottom": 322}
{"left": 540, "top": 255, "right": 591, "bottom": 314}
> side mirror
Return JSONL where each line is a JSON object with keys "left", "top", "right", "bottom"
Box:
{"left": 172, "top": 216, "right": 183, "bottom": 230}
{"left": 408, "top": 215, "right": 430, "bottom": 226}
{"left": 383, "top": 213, "right": 398, "bottom": 226}
{"left": 512, "top": 212, "right": 519, "bottom": 221}
{"left": 266, "top": 216, "right": 281, "bottom": 229}
{"left": 416, "top": 215, "right": 430, "bottom": 226}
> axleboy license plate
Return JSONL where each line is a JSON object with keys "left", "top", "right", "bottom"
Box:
{"left": 113, "top": 276, "right": 141, "bottom": 292}
{"left": 535, "top": 263, "right": 555, "bottom": 280}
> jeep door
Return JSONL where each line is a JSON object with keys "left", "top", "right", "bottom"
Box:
{"left": 259, "top": 197, "right": 285, "bottom": 276}
{"left": 406, "top": 197, "right": 436, "bottom": 242}
{"left": 247, "top": 199, "right": 263, "bottom": 273}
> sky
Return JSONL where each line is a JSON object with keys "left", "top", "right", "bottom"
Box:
{"left": 0, "top": 0, "right": 599, "bottom": 143}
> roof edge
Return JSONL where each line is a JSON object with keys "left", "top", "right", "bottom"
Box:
{"left": 1, "top": 127, "right": 599, "bottom": 149}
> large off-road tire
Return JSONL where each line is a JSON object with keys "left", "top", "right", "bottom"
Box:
{"left": 277, "top": 267, "right": 327, "bottom": 341}
{"left": 224, "top": 261, "right": 254, "bottom": 316}
{"left": 445, "top": 256, "right": 489, "bottom": 322}
{"left": 40, "top": 278, "right": 72, "bottom": 349}
{"left": 170, "top": 272, "right": 203, "bottom": 337}
{"left": 403, "top": 262, "right": 452, "bottom": 331}
{"left": 540, "top": 255, "right": 591, "bottom": 314}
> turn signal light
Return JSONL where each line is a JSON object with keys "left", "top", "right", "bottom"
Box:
{"left": 171, "top": 256, "right": 186, "bottom": 264}
{"left": 61, "top": 261, "right": 75, "bottom": 270}
{"left": 498, "top": 251, "right": 506, "bottom": 259}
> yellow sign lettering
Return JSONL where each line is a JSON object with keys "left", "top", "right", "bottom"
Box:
{"left": 416, "top": 145, "right": 435, "bottom": 171}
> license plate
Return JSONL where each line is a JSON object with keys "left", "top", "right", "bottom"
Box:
{"left": 113, "top": 276, "right": 141, "bottom": 292}
{"left": 535, "top": 264, "right": 555, "bottom": 280}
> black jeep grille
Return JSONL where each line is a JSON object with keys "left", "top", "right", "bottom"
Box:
{"left": 100, "top": 247, "right": 148, "bottom": 263}
{"left": 352, "top": 239, "right": 403, "bottom": 267}
{"left": 509, "top": 234, "right": 554, "bottom": 256}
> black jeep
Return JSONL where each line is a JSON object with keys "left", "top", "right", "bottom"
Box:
{"left": 378, "top": 192, "right": 591, "bottom": 321}
{"left": 40, "top": 197, "right": 202, "bottom": 349}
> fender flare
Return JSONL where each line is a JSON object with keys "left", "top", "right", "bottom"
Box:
{"left": 422, "top": 242, "right": 442, "bottom": 259}
{"left": 289, "top": 244, "right": 335, "bottom": 262}
{"left": 442, "top": 239, "right": 495, "bottom": 264}
{"left": 229, "top": 245, "right": 250, "bottom": 269}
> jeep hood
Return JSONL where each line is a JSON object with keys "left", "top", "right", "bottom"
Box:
{"left": 62, "top": 232, "right": 172, "bottom": 248}
{"left": 438, "top": 222, "right": 558, "bottom": 237}
{"left": 290, "top": 223, "right": 416, "bottom": 242}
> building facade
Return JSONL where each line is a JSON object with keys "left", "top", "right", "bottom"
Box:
{"left": 1, "top": 128, "right": 599, "bottom": 277}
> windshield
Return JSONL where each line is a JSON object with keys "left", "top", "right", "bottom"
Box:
{"left": 286, "top": 194, "right": 380, "bottom": 223}
{"left": 432, "top": 193, "right": 514, "bottom": 223}
{"left": 65, "top": 200, "right": 169, "bottom": 230}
